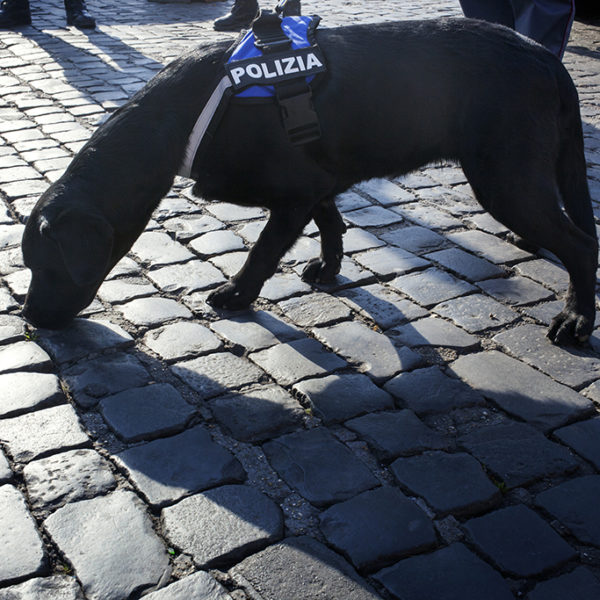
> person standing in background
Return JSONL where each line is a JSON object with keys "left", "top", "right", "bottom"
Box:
{"left": 214, "top": 0, "right": 299, "bottom": 31}
{"left": 458, "top": 0, "right": 575, "bottom": 59}
{"left": 0, "top": 0, "right": 95, "bottom": 29}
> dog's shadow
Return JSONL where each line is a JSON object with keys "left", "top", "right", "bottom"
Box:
{"left": 31, "top": 314, "right": 395, "bottom": 596}
{"left": 10, "top": 155, "right": 600, "bottom": 595}
{"left": 26, "top": 254, "right": 600, "bottom": 597}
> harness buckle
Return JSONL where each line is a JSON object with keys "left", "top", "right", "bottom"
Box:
{"left": 277, "top": 88, "right": 321, "bottom": 145}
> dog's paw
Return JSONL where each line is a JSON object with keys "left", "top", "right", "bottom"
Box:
{"left": 506, "top": 232, "right": 539, "bottom": 254}
{"left": 207, "top": 282, "right": 255, "bottom": 310}
{"left": 301, "top": 258, "right": 340, "bottom": 283}
{"left": 547, "top": 310, "right": 593, "bottom": 345}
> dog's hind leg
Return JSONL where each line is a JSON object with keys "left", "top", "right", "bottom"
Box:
{"left": 302, "top": 197, "right": 347, "bottom": 283}
{"left": 464, "top": 154, "right": 597, "bottom": 345}
{"left": 549, "top": 105, "right": 599, "bottom": 344}
{"left": 207, "top": 203, "right": 317, "bottom": 310}
{"left": 544, "top": 213, "right": 597, "bottom": 345}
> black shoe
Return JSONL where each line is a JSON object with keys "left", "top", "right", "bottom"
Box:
{"left": 213, "top": 0, "right": 258, "bottom": 31}
{"left": 279, "top": 0, "right": 300, "bottom": 16}
{"left": 65, "top": 0, "right": 95, "bottom": 29}
{"left": 0, "top": 0, "right": 31, "bottom": 28}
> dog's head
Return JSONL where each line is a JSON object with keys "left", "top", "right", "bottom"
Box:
{"left": 22, "top": 186, "right": 115, "bottom": 329}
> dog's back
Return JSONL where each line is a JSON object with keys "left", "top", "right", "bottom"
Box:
{"left": 310, "top": 19, "right": 572, "bottom": 184}
{"left": 189, "top": 19, "right": 575, "bottom": 198}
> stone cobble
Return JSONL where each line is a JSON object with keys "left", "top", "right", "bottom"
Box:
{"left": 43, "top": 490, "right": 171, "bottom": 600}
{"left": 319, "top": 486, "right": 437, "bottom": 572}
{"left": 464, "top": 505, "right": 577, "bottom": 578}
{"left": 1, "top": 0, "right": 600, "bottom": 598}
{"left": 373, "top": 542, "right": 515, "bottom": 600}
{"left": 162, "top": 484, "right": 284, "bottom": 569}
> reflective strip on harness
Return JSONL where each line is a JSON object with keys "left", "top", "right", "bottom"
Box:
{"left": 178, "top": 75, "right": 232, "bottom": 178}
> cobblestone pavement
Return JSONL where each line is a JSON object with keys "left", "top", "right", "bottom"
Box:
{"left": 1, "top": 0, "right": 600, "bottom": 598}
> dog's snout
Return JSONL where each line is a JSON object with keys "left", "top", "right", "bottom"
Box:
{"left": 22, "top": 272, "right": 92, "bottom": 330}
{"left": 22, "top": 300, "right": 73, "bottom": 330}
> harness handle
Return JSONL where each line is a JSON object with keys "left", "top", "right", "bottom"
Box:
{"left": 252, "top": 10, "right": 291, "bottom": 51}
{"left": 275, "top": 0, "right": 292, "bottom": 16}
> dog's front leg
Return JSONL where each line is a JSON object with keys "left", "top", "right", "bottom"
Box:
{"left": 302, "top": 197, "right": 346, "bottom": 283}
{"left": 207, "top": 204, "right": 315, "bottom": 310}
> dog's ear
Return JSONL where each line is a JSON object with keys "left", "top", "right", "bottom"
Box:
{"left": 49, "top": 208, "right": 114, "bottom": 287}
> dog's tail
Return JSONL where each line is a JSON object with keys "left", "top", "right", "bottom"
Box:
{"left": 555, "top": 64, "right": 597, "bottom": 241}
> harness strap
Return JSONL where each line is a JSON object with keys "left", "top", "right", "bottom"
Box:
{"left": 276, "top": 78, "right": 320, "bottom": 145}
{"left": 252, "top": 9, "right": 321, "bottom": 144}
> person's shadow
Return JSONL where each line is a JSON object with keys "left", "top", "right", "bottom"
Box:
{"left": 13, "top": 0, "right": 235, "bottom": 108}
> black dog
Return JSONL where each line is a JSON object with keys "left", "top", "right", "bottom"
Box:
{"left": 21, "top": 18, "right": 598, "bottom": 344}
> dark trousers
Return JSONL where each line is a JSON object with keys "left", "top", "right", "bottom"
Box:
{"left": 458, "top": 0, "right": 575, "bottom": 59}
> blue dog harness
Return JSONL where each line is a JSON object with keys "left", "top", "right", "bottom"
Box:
{"left": 226, "top": 15, "right": 324, "bottom": 97}
{"left": 179, "top": 12, "right": 326, "bottom": 178}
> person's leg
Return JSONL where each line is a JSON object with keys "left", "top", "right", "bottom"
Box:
{"left": 64, "top": 0, "right": 96, "bottom": 29}
{"left": 283, "top": 0, "right": 299, "bottom": 15}
{"left": 277, "top": 0, "right": 300, "bottom": 16}
{"left": 0, "top": 0, "right": 31, "bottom": 28}
{"left": 214, "top": 0, "right": 259, "bottom": 32}
{"left": 511, "top": 0, "right": 575, "bottom": 58}
{"left": 458, "top": 0, "right": 515, "bottom": 27}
